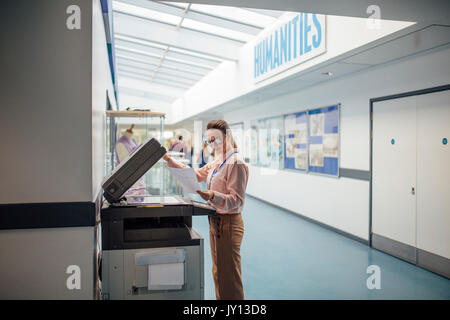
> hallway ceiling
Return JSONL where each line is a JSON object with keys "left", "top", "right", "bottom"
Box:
{"left": 167, "top": 0, "right": 450, "bottom": 24}
{"left": 113, "top": 0, "right": 286, "bottom": 107}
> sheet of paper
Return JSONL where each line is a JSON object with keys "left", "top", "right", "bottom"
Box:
{"left": 310, "top": 113, "right": 324, "bottom": 137}
{"left": 323, "top": 133, "right": 338, "bottom": 157}
{"left": 168, "top": 167, "right": 201, "bottom": 193}
{"left": 309, "top": 144, "right": 324, "bottom": 167}
{"left": 294, "top": 148, "right": 307, "bottom": 170}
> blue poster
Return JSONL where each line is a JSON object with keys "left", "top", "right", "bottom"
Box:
{"left": 308, "top": 105, "right": 339, "bottom": 176}
{"left": 284, "top": 111, "right": 308, "bottom": 171}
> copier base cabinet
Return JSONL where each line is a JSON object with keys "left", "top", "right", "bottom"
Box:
{"left": 101, "top": 239, "right": 204, "bottom": 300}
{"left": 100, "top": 196, "right": 215, "bottom": 300}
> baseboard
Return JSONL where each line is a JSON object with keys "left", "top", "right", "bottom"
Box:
{"left": 372, "top": 233, "right": 450, "bottom": 279}
{"left": 372, "top": 233, "right": 417, "bottom": 264}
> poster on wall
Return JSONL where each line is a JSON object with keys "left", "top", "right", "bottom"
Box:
{"left": 250, "top": 116, "right": 284, "bottom": 169}
{"left": 284, "top": 111, "right": 308, "bottom": 171}
{"left": 229, "top": 123, "right": 244, "bottom": 153}
{"left": 307, "top": 104, "right": 339, "bottom": 176}
{"left": 250, "top": 125, "right": 258, "bottom": 164}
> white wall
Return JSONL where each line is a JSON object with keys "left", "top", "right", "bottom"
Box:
{"left": 0, "top": 0, "right": 116, "bottom": 204}
{"left": 224, "top": 45, "right": 450, "bottom": 240}
{"left": 0, "top": 0, "right": 93, "bottom": 204}
{"left": 170, "top": 14, "right": 414, "bottom": 124}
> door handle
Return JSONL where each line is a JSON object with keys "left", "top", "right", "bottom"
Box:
{"left": 411, "top": 186, "right": 415, "bottom": 195}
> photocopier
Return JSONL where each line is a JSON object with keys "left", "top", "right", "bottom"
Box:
{"left": 100, "top": 138, "right": 215, "bottom": 300}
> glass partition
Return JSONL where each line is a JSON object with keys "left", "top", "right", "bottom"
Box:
{"left": 250, "top": 115, "right": 284, "bottom": 169}
{"left": 105, "top": 110, "right": 180, "bottom": 196}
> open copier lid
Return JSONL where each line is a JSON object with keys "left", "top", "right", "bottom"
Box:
{"left": 102, "top": 137, "right": 166, "bottom": 203}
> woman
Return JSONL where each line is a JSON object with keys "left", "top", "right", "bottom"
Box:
{"left": 163, "top": 120, "right": 249, "bottom": 300}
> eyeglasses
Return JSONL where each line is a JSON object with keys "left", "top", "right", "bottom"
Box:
{"left": 205, "top": 136, "right": 222, "bottom": 145}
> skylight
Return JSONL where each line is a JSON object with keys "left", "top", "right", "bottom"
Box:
{"left": 113, "top": 1, "right": 182, "bottom": 25}
{"left": 182, "top": 18, "right": 254, "bottom": 42}
{"left": 113, "top": 0, "right": 288, "bottom": 103}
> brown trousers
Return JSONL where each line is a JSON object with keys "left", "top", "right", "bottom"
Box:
{"left": 208, "top": 213, "right": 244, "bottom": 300}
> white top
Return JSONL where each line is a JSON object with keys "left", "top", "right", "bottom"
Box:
{"left": 116, "top": 132, "right": 133, "bottom": 162}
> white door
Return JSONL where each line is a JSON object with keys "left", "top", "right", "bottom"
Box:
{"left": 372, "top": 96, "right": 417, "bottom": 247}
{"left": 416, "top": 90, "right": 450, "bottom": 259}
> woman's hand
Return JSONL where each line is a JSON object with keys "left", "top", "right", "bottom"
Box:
{"left": 197, "top": 190, "right": 214, "bottom": 201}
{"left": 163, "top": 153, "right": 171, "bottom": 162}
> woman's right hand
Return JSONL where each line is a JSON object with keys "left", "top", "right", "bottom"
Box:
{"left": 163, "top": 153, "right": 171, "bottom": 162}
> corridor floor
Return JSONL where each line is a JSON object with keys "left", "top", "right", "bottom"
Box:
{"left": 192, "top": 195, "right": 450, "bottom": 299}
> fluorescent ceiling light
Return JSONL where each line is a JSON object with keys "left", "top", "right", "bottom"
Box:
{"left": 182, "top": 18, "right": 253, "bottom": 42}
{"left": 159, "top": 1, "right": 188, "bottom": 10}
{"left": 113, "top": 1, "right": 182, "bottom": 25}
{"left": 116, "top": 45, "right": 164, "bottom": 59}
{"left": 169, "top": 47, "right": 223, "bottom": 63}
{"left": 164, "top": 54, "right": 215, "bottom": 70}
{"left": 115, "top": 34, "right": 168, "bottom": 50}
{"left": 190, "top": 4, "right": 277, "bottom": 28}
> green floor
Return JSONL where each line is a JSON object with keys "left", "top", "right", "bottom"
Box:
{"left": 192, "top": 195, "right": 450, "bottom": 300}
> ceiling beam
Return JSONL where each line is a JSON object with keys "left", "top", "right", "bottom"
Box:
{"left": 153, "top": 73, "right": 197, "bottom": 87}
{"left": 114, "top": 11, "right": 240, "bottom": 61}
{"left": 115, "top": 0, "right": 263, "bottom": 35}
{"left": 116, "top": 45, "right": 213, "bottom": 70}
{"left": 118, "top": 61, "right": 203, "bottom": 82}
{"left": 118, "top": 69, "right": 195, "bottom": 88}
{"left": 116, "top": 54, "right": 208, "bottom": 77}
{"left": 115, "top": 37, "right": 220, "bottom": 68}
{"left": 115, "top": 33, "right": 223, "bottom": 62}
{"left": 118, "top": 72, "right": 190, "bottom": 90}
{"left": 116, "top": 48, "right": 213, "bottom": 74}
{"left": 117, "top": 64, "right": 155, "bottom": 77}
{"left": 118, "top": 76, "right": 187, "bottom": 96}
{"left": 118, "top": 86, "right": 178, "bottom": 102}
{"left": 153, "top": 78, "right": 190, "bottom": 89}
{"left": 157, "top": 67, "right": 204, "bottom": 81}
{"left": 243, "top": 8, "right": 285, "bottom": 18}
{"left": 115, "top": 38, "right": 166, "bottom": 58}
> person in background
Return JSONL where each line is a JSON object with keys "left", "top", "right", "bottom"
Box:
{"left": 168, "top": 138, "right": 177, "bottom": 151}
{"left": 169, "top": 135, "right": 186, "bottom": 153}
{"left": 115, "top": 124, "right": 146, "bottom": 199}
{"left": 198, "top": 141, "right": 213, "bottom": 168}
{"left": 162, "top": 120, "right": 248, "bottom": 300}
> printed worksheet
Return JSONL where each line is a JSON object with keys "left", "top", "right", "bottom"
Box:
{"left": 168, "top": 167, "right": 201, "bottom": 193}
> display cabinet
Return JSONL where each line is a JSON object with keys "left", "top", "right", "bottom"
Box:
{"left": 105, "top": 110, "right": 171, "bottom": 196}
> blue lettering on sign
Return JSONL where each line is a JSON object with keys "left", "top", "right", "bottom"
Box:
{"left": 273, "top": 30, "right": 280, "bottom": 67}
{"left": 304, "top": 13, "right": 311, "bottom": 54}
{"left": 254, "top": 45, "right": 258, "bottom": 78}
{"left": 299, "top": 13, "right": 304, "bottom": 55}
{"left": 280, "top": 24, "right": 288, "bottom": 65}
{"left": 266, "top": 34, "right": 273, "bottom": 71}
{"left": 254, "top": 12, "right": 324, "bottom": 80}
{"left": 312, "top": 14, "right": 322, "bottom": 48}
{"left": 292, "top": 15, "right": 298, "bottom": 59}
